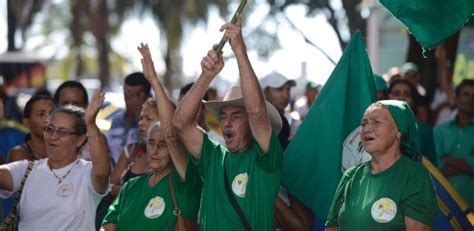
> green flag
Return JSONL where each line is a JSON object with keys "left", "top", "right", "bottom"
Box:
{"left": 281, "top": 31, "right": 377, "bottom": 219}
{"left": 380, "top": 0, "right": 474, "bottom": 53}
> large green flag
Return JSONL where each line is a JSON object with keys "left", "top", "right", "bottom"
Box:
{"left": 281, "top": 31, "right": 377, "bottom": 219}
{"left": 380, "top": 0, "right": 474, "bottom": 52}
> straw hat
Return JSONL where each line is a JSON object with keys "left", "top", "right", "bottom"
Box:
{"left": 203, "top": 85, "right": 282, "bottom": 133}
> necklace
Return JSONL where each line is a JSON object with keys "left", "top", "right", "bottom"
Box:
{"left": 49, "top": 159, "right": 80, "bottom": 184}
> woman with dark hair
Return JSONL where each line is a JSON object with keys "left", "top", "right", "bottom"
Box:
{"left": 8, "top": 95, "right": 55, "bottom": 162}
{"left": 110, "top": 98, "right": 159, "bottom": 194}
{"left": 387, "top": 79, "right": 437, "bottom": 165}
{"left": 53, "top": 80, "right": 89, "bottom": 108}
{"left": 0, "top": 91, "right": 110, "bottom": 230}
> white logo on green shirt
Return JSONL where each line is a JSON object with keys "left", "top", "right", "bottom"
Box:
{"left": 232, "top": 173, "right": 248, "bottom": 197}
{"left": 371, "top": 198, "right": 397, "bottom": 223}
{"left": 144, "top": 196, "right": 166, "bottom": 219}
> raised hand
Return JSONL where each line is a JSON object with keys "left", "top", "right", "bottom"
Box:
{"left": 201, "top": 46, "right": 224, "bottom": 79}
{"left": 137, "top": 43, "right": 159, "bottom": 86}
{"left": 220, "top": 14, "right": 245, "bottom": 54}
{"left": 85, "top": 90, "right": 105, "bottom": 126}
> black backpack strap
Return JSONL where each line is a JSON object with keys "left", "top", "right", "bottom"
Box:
{"left": 223, "top": 157, "right": 251, "bottom": 231}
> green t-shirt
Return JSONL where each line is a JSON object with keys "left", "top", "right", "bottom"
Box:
{"left": 102, "top": 163, "right": 202, "bottom": 230}
{"left": 326, "top": 155, "right": 438, "bottom": 230}
{"left": 194, "top": 131, "right": 283, "bottom": 231}
{"left": 434, "top": 118, "right": 474, "bottom": 207}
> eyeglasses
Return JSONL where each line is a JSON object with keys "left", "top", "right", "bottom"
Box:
{"left": 44, "top": 125, "right": 79, "bottom": 138}
{"left": 147, "top": 140, "right": 168, "bottom": 150}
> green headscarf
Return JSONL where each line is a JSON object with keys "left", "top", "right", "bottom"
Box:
{"left": 373, "top": 74, "right": 388, "bottom": 92}
{"left": 378, "top": 100, "right": 421, "bottom": 159}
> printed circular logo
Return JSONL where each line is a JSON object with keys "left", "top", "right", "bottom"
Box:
{"left": 342, "top": 126, "right": 372, "bottom": 171}
{"left": 57, "top": 183, "right": 74, "bottom": 197}
{"left": 144, "top": 196, "right": 166, "bottom": 219}
{"left": 371, "top": 198, "right": 397, "bottom": 223}
{"left": 232, "top": 173, "right": 248, "bottom": 198}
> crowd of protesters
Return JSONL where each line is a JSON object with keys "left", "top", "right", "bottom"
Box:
{"left": 0, "top": 14, "right": 473, "bottom": 231}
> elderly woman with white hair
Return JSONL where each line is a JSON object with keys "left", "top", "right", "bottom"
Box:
{"left": 101, "top": 43, "right": 202, "bottom": 230}
{"left": 326, "top": 100, "right": 438, "bottom": 231}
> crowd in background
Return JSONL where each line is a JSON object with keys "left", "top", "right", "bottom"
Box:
{"left": 0, "top": 16, "right": 473, "bottom": 231}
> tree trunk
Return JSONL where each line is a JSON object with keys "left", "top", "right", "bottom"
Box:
{"left": 7, "top": 0, "right": 17, "bottom": 51}
{"left": 70, "top": 0, "right": 88, "bottom": 79}
{"left": 342, "top": 0, "right": 366, "bottom": 48}
{"left": 406, "top": 32, "right": 459, "bottom": 105}
{"left": 94, "top": 0, "right": 110, "bottom": 88}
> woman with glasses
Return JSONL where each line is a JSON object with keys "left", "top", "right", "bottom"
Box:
{"left": 101, "top": 43, "right": 202, "bottom": 230}
{"left": 0, "top": 91, "right": 110, "bottom": 230}
{"left": 8, "top": 95, "right": 55, "bottom": 162}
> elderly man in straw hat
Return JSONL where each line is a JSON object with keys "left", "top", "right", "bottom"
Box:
{"left": 173, "top": 15, "right": 283, "bottom": 231}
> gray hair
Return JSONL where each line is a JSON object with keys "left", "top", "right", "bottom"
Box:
{"left": 51, "top": 105, "right": 87, "bottom": 135}
{"left": 147, "top": 121, "right": 162, "bottom": 138}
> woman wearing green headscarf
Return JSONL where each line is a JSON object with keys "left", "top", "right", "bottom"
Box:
{"left": 326, "top": 100, "right": 438, "bottom": 231}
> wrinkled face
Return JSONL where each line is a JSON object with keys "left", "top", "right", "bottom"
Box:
{"left": 219, "top": 106, "right": 252, "bottom": 153}
{"left": 138, "top": 104, "right": 159, "bottom": 140}
{"left": 124, "top": 85, "right": 149, "bottom": 121}
{"left": 44, "top": 112, "right": 84, "bottom": 161}
{"left": 26, "top": 99, "right": 55, "bottom": 137}
{"left": 264, "top": 83, "right": 292, "bottom": 113}
{"left": 146, "top": 127, "right": 171, "bottom": 171}
{"left": 457, "top": 85, "right": 474, "bottom": 115}
{"left": 360, "top": 105, "right": 399, "bottom": 155}
{"left": 388, "top": 83, "right": 414, "bottom": 108}
{"left": 58, "top": 87, "right": 87, "bottom": 108}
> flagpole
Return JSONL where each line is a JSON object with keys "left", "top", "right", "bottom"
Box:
{"left": 214, "top": 0, "right": 248, "bottom": 53}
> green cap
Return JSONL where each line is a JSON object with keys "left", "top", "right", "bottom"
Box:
{"left": 378, "top": 100, "right": 420, "bottom": 159}
{"left": 400, "top": 62, "right": 419, "bottom": 75}
{"left": 374, "top": 74, "right": 388, "bottom": 92}
{"left": 306, "top": 81, "right": 321, "bottom": 89}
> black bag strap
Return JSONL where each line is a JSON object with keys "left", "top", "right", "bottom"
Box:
{"left": 12, "top": 160, "right": 34, "bottom": 213}
{"left": 21, "top": 143, "right": 36, "bottom": 161}
{"left": 223, "top": 156, "right": 251, "bottom": 231}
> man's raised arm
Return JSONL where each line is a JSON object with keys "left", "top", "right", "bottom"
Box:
{"left": 172, "top": 47, "right": 224, "bottom": 160}
{"left": 221, "top": 14, "right": 272, "bottom": 152}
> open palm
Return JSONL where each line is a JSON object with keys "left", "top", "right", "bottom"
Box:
{"left": 137, "top": 42, "right": 159, "bottom": 85}
{"left": 85, "top": 90, "right": 105, "bottom": 125}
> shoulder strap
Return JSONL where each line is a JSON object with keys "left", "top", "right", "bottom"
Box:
{"left": 223, "top": 160, "right": 251, "bottom": 231}
{"left": 21, "top": 143, "right": 36, "bottom": 161}
{"left": 168, "top": 173, "right": 182, "bottom": 216}
{"left": 13, "top": 160, "right": 34, "bottom": 211}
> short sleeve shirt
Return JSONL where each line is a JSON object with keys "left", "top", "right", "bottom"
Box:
{"left": 326, "top": 155, "right": 438, "bottom": 230}
{"left": 0, "top": 159, "right": 106, "bottom": 230}
{"left": 194, "top": 131, "right": 283, "bottom": 231}
{"left": 102, "top": 163, "right": 202, "bottom": 231}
